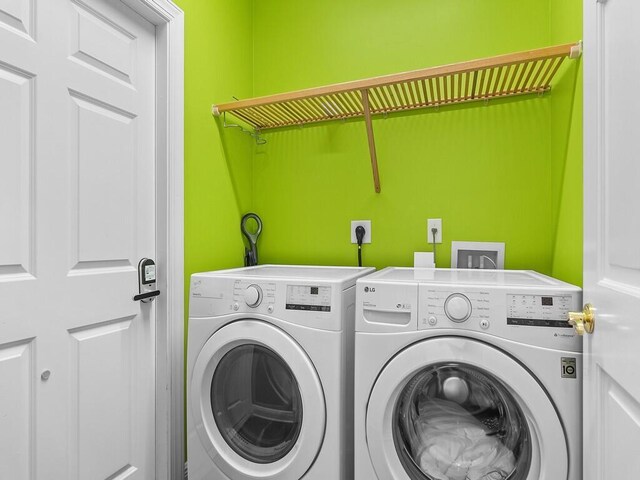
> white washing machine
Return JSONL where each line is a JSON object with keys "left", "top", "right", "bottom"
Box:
{"left": 354, "top": 268, "right": 582, "bottom": 480}
{"left": 187, "top": 265, "right": 374, "bottom": 480}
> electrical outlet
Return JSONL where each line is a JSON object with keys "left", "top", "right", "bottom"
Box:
{"left": 427, "top": 219, "right": 442, "bottom": 244}
{"left": 351, "top": 220, "right": 372, "bottom": 244}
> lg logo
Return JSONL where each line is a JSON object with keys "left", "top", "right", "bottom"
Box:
{"left": 561, "top": 357, "right": 577, "bottom": 379}
{"left": 364, "top": 286, "right": 376, "bottom": 293}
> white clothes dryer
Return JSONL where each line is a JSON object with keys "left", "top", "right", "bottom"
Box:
{"left": 187, "top": 265, "right": 374, "bottom": 480}
{"left": 354, "top": 268, "right": 582, "bottom": 480}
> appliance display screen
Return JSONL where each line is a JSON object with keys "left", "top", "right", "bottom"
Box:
{"left": 507, "top": 294, "right": 573, "bottom": 328}
{"left": 286, "top": 285, "right": 331, "bottom": 312}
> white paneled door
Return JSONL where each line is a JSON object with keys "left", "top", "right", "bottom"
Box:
{"left": 0, "top": 0, "right": 157, "bottom": 479}
{"left": 583, "top": 0, "right": 640, "bottom": 478}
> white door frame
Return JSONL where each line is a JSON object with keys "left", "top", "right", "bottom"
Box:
{"left": 118, "top": 1, "right": 184, "bottom": 478}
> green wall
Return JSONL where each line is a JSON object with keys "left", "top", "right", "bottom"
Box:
{"left": 247, "top": 0, "right": 582, "bottom": 282}
{"left": 177, "top": 0, "right": 255, "bottom": 307}
{"left": 176, "top": 0, "right": 257, "bottom": 448}
{"left": 550, "top": 0, "right": 583, "bottom": 286}
{"left": 175, "top": 0, "right": 255, "bottom": 419}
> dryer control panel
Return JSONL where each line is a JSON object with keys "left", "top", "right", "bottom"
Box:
{"left": 286, "top": 285, "right": 332, "bottom": 312}
{"left": 233, "top": 280, "right": 276, "bottom": 310}
{"left": 189, "top": 274, "right": 353, "bottom": 332}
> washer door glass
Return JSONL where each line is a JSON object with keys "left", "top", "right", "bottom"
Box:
{"left": 393, "top": 362, "right": 532, "bottom": 480}
{"left": 211, "top": 344, "right": 303, "bottom": 464}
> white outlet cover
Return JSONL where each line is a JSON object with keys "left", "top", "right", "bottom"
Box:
{"left": 427, "top": 218, "right": 442, "bottom": 244}
{"left": 451, "top": 241, "right": 505, "bottom": 269}
{"left": 351, "top": 220, "right": 372, "bottom": 244}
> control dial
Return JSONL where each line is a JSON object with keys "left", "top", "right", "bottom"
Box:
{"left": 444, "top": 294, "right": 472, "bottom": 322}
{"left": 243, "top": 285, "right": 263, "bottom": 307}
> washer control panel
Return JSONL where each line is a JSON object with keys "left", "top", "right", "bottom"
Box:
{"left": 507, "top": 294, "right": 574, "bottom": 328}
{"left": 422, "top": 288, "right": 491, "bottom": 329}
{"left": 417, "top": 282, "right": 582, "bottom": 351}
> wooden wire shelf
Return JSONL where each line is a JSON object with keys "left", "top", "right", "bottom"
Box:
{"left": 213, "top": 42, "right": 581, "bottom": 193}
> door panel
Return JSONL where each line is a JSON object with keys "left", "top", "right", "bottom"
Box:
{"left": 0, "top": 0, "right": 34, "bottom": 38}
{"left": 0, "top": 64, "right": 34, "bottom": 278}
{"left": 69, "top": 318, "right": 134, "bottom": 480}
{"left": 584, "top": 0, "right": 640, "bottom": 477}
{"left": 602, "top": 0, "right": 640, "bottom": 282}
{"left": 69, "top": 90, "right": 136, "bottom": 268}
{"left": 0, "top": 4, "right": 39, "bottom": 477}
{"left": 70, "top": 0, "right": 135, "bottom": 86}
{"left": 0, "top": 339, "right": 34, "bottom": 480}
{"left": 597, "top": 367, "right": 640, "bottom": 479}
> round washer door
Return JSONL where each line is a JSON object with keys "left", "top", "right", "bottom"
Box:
{"left": 191, "top": 320, "right": 326, "bottom": 480}
{"left": 366, "top": 337, "right": 568, "bottom": 480}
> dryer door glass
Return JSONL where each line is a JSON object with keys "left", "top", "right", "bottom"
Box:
{"left": 393, "top": 363, "right": 532, "bottom": 480}
{"left": 211, "top": 344, "right": 303, "bottom": 464}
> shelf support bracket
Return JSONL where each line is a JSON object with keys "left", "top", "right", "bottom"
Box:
{"left": 361, "top": 89, "right": 381, "bottom": 193}
{"left": 217, "top": 110, "right": 266, "bottom": 145}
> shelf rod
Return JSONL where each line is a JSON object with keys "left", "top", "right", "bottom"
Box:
{"left": 361, "top": 89, "right": 381, "bottom": 193}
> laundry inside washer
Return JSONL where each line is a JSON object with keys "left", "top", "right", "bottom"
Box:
{"left": 394, "top": 363, "right": 531, "bottom": 480}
